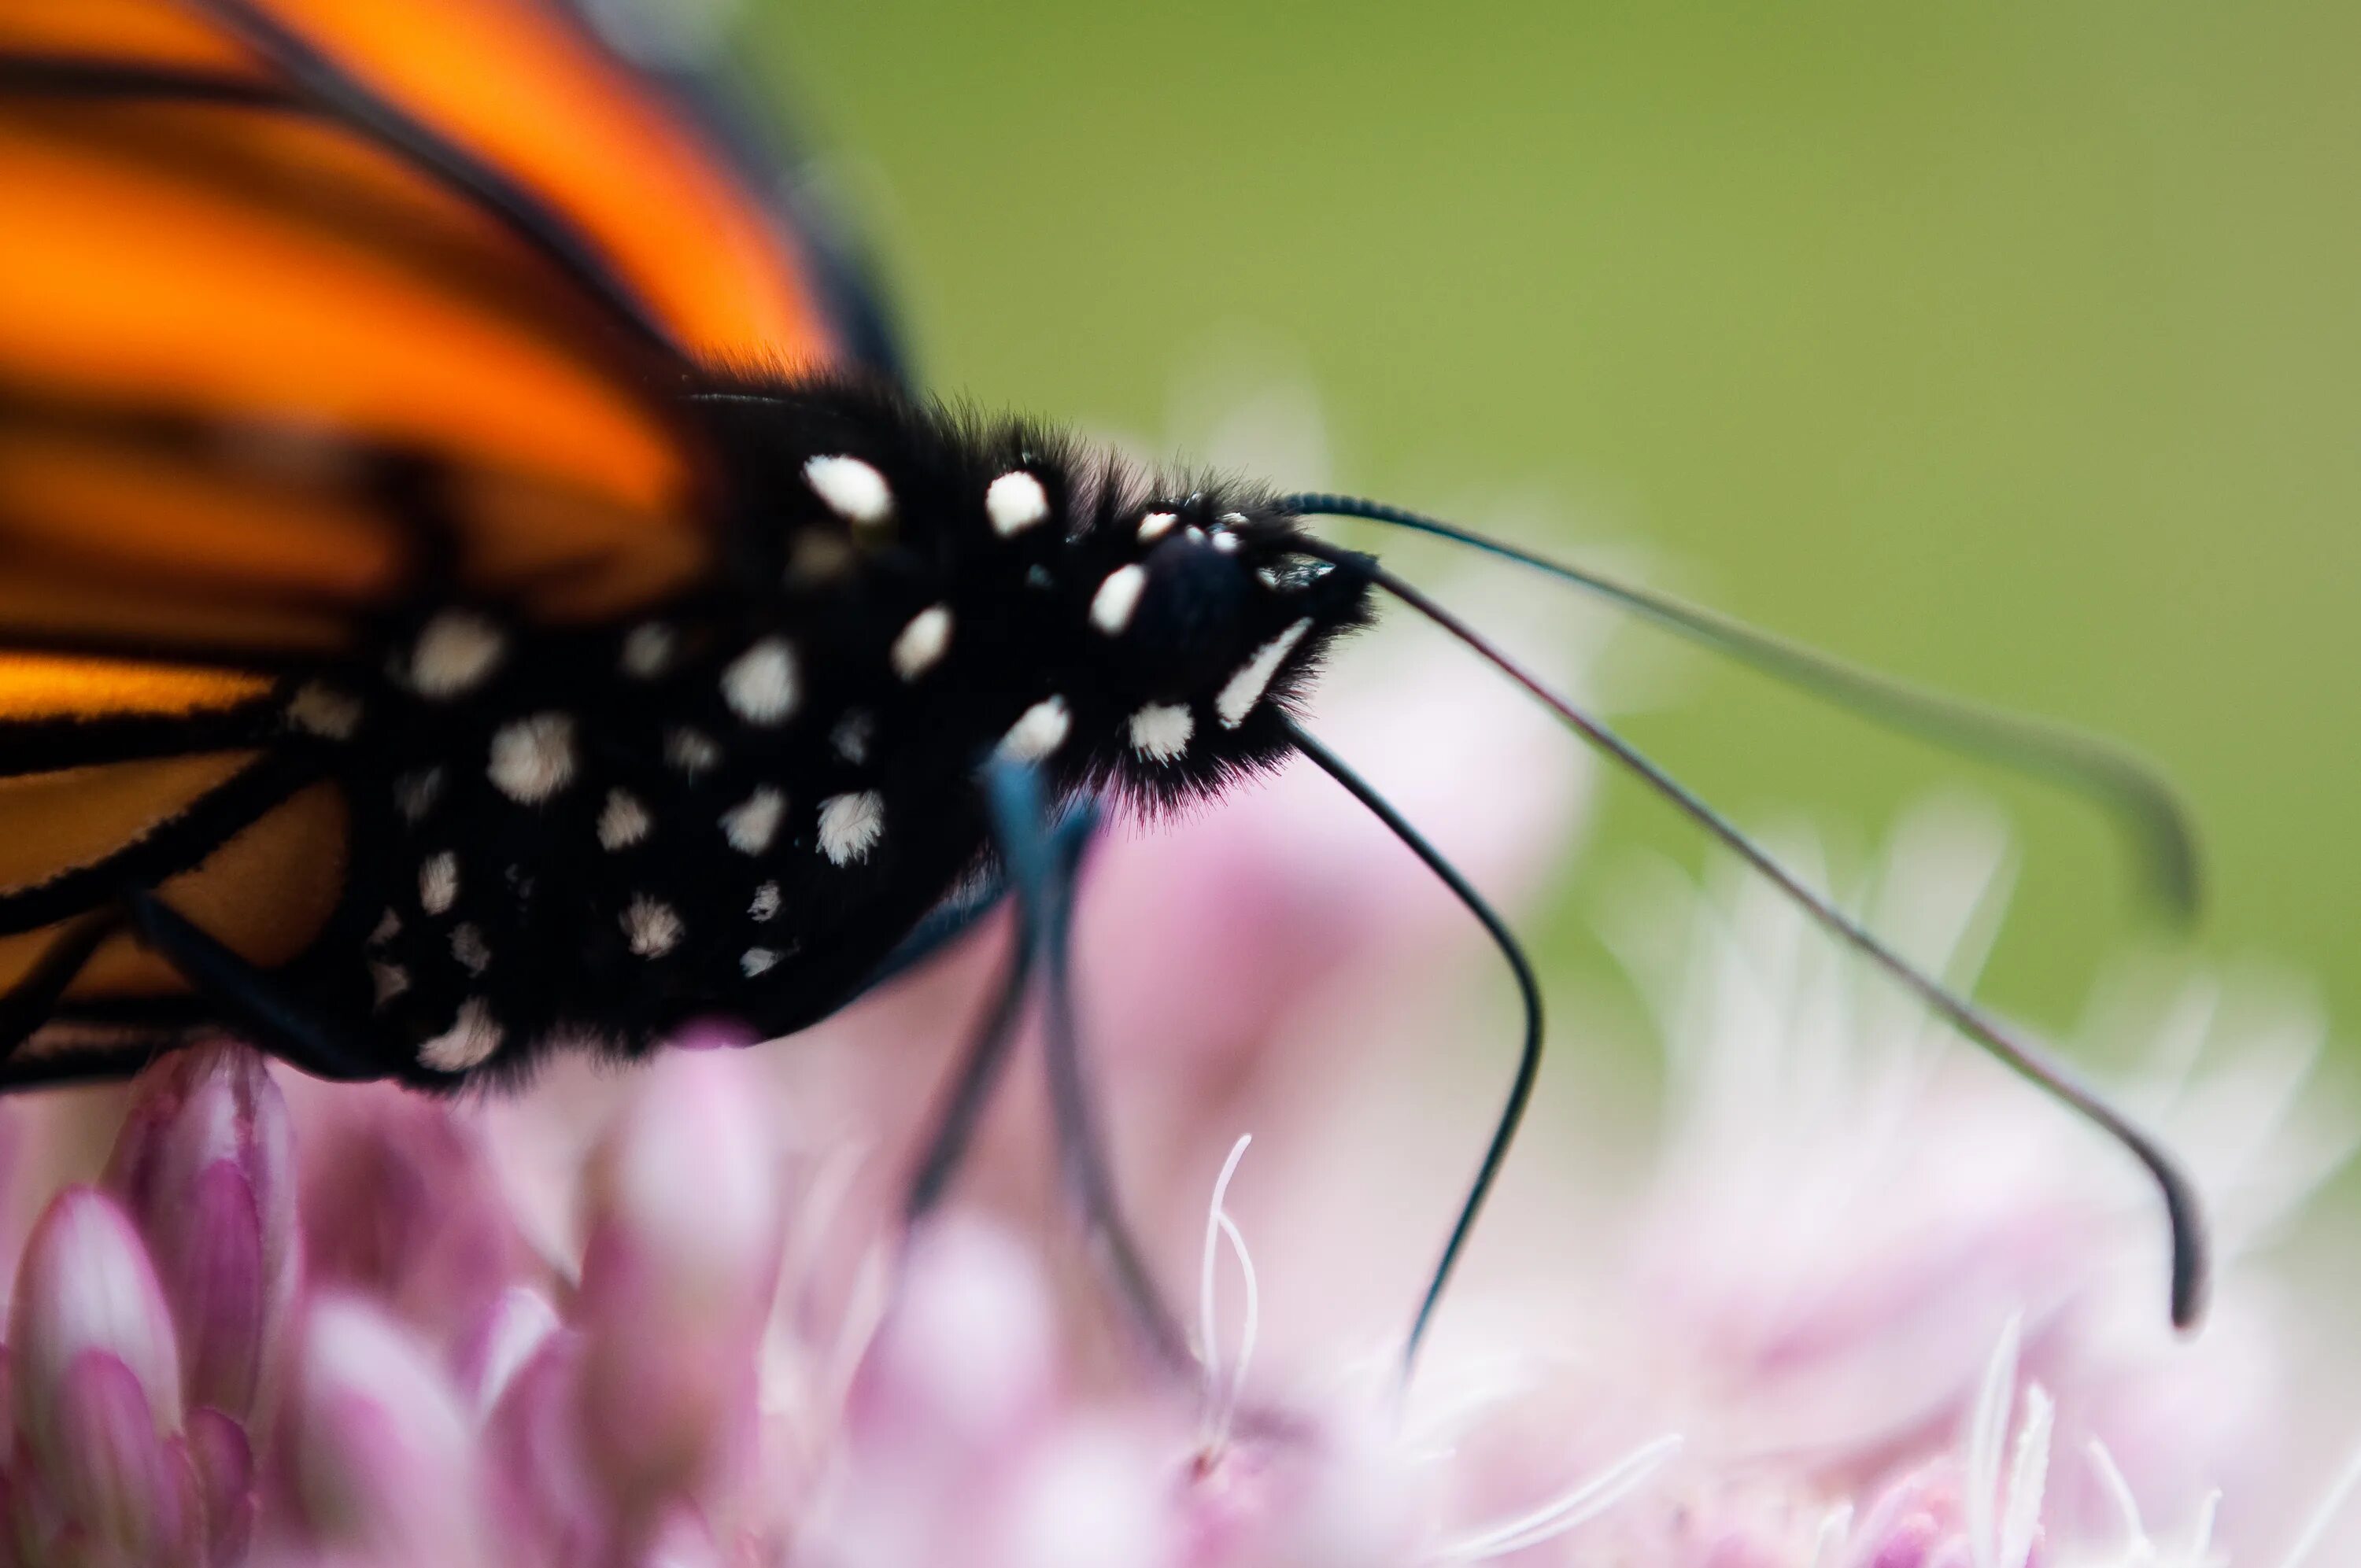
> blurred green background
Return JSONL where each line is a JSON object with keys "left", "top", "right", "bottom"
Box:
{"left": 755, "top": 2, "right": 2359, "bottom": 1042}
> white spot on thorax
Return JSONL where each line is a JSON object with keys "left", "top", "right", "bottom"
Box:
{"left": 741, "top": 946, "right": 783, "bottom": 978}
{"left": 369, "top": 961, "right": 408, "bottom": 1008}
{"left": 664, "top": 727, "right": 722, "bottom": 777}
{"left": 722, "top": 638, "right": 800, "bottom": 725}
{"left": 1129, "top": 703, "right": 1194, "bottom": 762}
{"left": 986, "top": 470, "right": 1051, "bottom": 535}
{"left": 998, "top": 696, "right": 1071, "bottom": 762}
{"left": 804, "top": 455, "right": 893, "bottom": 525}
{"left": 816, "top": 791, "right": 885, "bottom": 865}
{"left": 1216, "top": 618, "right": 1314, "bottom": 729}
{"left": 489, "top": 713, "right": 577, "bottom": 802}
{"left": 748, "top": 882, "right": 781, "bottom": 922}
{"left": 419, "top": 852, "right": 459, "bottom": 915}
{"left": 1137, "top": 511, "right": 1177, "bottom": 543}
{"left": 619, "top": 622, "right": 675, "bottom": 679}
{"left": 831, "top": 710, "right": 876, "bottom": 765}
{"left": 286, "top": 682, "right": 362, "bottom": 740}
{"left": 449, "top": 923, "right": 491, "bottom": 976}
{"left": 1209, "top": 529, "right": 1241, "bottom": 555}
{"left": 394, "top": 769, "right": 442, "bottom": 823}
{"left": 623, "top": 895, "right": 683, "bottom": 957}
{"left": 891, "top": 604, "right": 955, "bottom": 680}
{"left": 599, "top": 789, "right": 651, "bottom": 850}
{"left": 1090, "top": 563, "right": 1149, "bottom": 635}
{"left": 410, "top": 612, "right": 504, "bottom": 697}
{"left": 419, "top": 998, "right": 502, "bottom": 1073}
{"left": 721, "top": 787, "right": 785, "bottom": 854}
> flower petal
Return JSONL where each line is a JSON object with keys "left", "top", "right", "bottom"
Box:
{"left": 10, "top": 1187, "right": 182, "bottom": 1450}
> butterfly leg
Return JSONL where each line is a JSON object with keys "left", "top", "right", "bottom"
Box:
{"left": 980, "top": 758, "right": 1191, "bottom": 1372}
{"left": 121, "top": 892, "right": 388, "bottom": 1083}
{"left": 900, "top": 799, "right": 1103, "bottom": 1215}
{"left": 901, "top": 928, "right": 1033, "bottom": 1223}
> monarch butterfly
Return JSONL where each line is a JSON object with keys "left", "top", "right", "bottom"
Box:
{"left": 0, "top": 0, "right": 2204, "bottom": 1368}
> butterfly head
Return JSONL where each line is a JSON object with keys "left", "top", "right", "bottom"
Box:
{"left": 1077, "top": 487, "right": 1376, "bottom": 801}
{"left": 702, "top": 378, "right": 1376, "bottom": 810}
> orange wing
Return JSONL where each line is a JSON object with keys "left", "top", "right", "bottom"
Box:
{"left": 0, "top": 0, "right": 880, "bottom": 1052}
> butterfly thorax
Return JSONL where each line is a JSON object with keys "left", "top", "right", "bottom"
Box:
{"left": 299, "top": 376, "right": 1374, "bottom": 1085}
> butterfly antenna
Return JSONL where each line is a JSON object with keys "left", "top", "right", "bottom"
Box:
{"left": 1284, "top": 721, "right": 1543, "bottom": 1383}
{"left": 1284, "top": 494, "right": 2201, "bottom": 924}
{"left": 1292, "top": 540, "right": 2209, "bottom": 1330}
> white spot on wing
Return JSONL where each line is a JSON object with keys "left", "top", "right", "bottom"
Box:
{"left": 410, "top": 611, "right": 504, "bottom": 697}
{"left": 599, "top": 789, "right": 651, "bottom": 850}
{"left": 998, "top": 696, "right": 1071, "bottom": 762}
{"left": 368, "top": 908, "right": 401, "bottom": 947}
{"left": 619, "top": 622, "right": 675, "bottom": 679}
{"left": 1136, "top": 511, "right": 1177, "bottom": 543}
{"left": 816, "top": 791, "right": 885, "bottom": 865}
{"left": 741, "top": 946, "right": 783, "bottom": 978}
{"left": 891, "top": 604, "right": 955, "bottom": 681}
{"left": 721, "top": 787, "right": 785, "bottom": 854}
{"left": 419, "top": 852, "right": 459, "bottom": 916}
{"left": 1216, "top": 618, "right": 1314, "bottom": 729}
{"left": 1090, "top": 564, "right": 1149, "bottom": 635}
{"left": 748, "top": 882, "right": 781, "bottom": 922}
{"left": 985, "top": 470, "right": 1050, "bottom": 535}
{"left": 804, "top": 455, "right": 893, "bottom": 525}
{"left": 489, "top": 713, "right": 576, "bottom": 802}
{"left": 1129, "top": 703, "right": 1194, "bottom": 762}
{"left": 623, "top": 895, "right": 683, "bottom": 957}
{"left": 418, "top": 998, "right": 502, "bottom": 1073}
{"left": 722, "top": 638, "right": 800, "bottom": 725}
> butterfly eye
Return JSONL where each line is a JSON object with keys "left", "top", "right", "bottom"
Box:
{"left": 1109, "top": 538, "right": 1256, "bottom": 692}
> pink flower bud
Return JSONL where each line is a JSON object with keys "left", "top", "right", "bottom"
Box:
{"left": 634, "top": 1504, "right": 725, "bottom": 1568}
{"left": 46, "top": 1350, "right": 195, "bottom": 1565}
{"left": 808, "top": 1221, "right": 1068, "bottom": 1568}
{"left": 848, "top": 1219, "right": 1059, "bottom": 1471}
{"left": 105, "top": 1043, "right": 300, "bottom": 1423}
{"left": 988, "top": 1419, "right": 1174, "bottom": 1568}
{"left": 455, "top": 1286, "right": 562, "bottom": 1419}
{"left": 294, "top": 1086, "right": 530, "bottom": 1345}
{"left": 576, "top": 1048, "right": 782, "bottom": 1517}
{"left": 184, "top": 1405, "right": 255, "bottom": 1567}
{"left": 479, "top": 1309, "right": 606, "bottom": 1561}
{"left": 1848, "top": 1462, "right": 1973, "bottom": 1568}
{"left": 5, "top": 1188, "right": 199, "bottom": 1565}
{"left": 10, "top": 1188, "right": 182, "bottom": 1458}
{"left": 286, "top": 1297, "right": 490, "bottom": 1566}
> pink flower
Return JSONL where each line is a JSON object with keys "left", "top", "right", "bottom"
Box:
{"left": 0, "top": 634, "right": 2343, "bottom": 1566}
{"left": 6, "top": 1186, "right": 223, "bottom": 1566}
{"left": 280, "top": 1296, "right": 490, "bottom": 1566}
